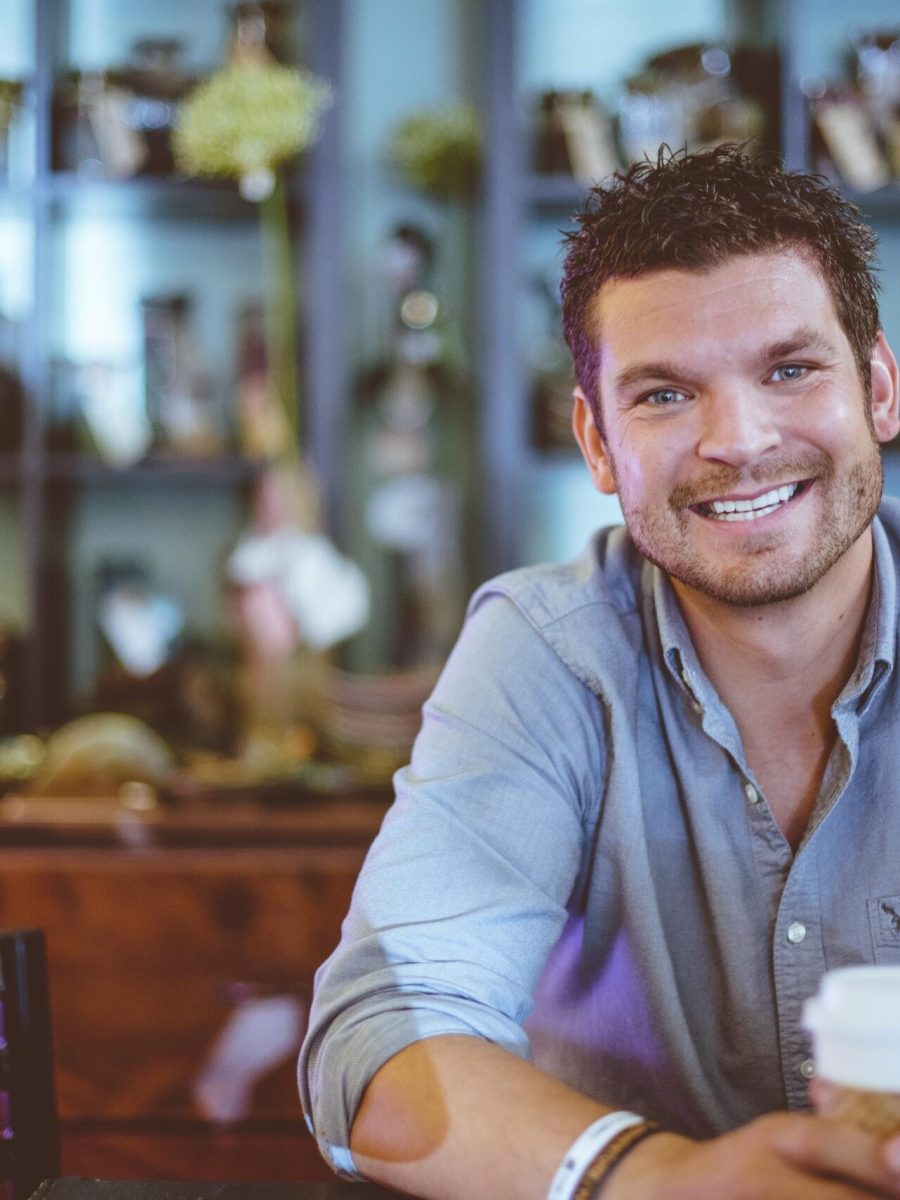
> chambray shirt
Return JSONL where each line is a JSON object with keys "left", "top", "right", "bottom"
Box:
{"left": 299, "top": 499, "right": 900, "bottom": 1179}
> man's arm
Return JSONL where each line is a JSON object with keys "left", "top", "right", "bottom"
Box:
{"left": 350, "top": 1035, "right": 614, "bottom": 1200}
{"left": 351, "top": 1035, "right": 900, "bottom": 1200}
{"left": 301, "top": 593, "right": 603, "bottom": 1173}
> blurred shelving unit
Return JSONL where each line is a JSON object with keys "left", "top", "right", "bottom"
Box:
{"left": 0, "top": 0, "right": 346, "bottom": 730}
{"left": 0, "top": 7, "right": 366, "bottom": 1185}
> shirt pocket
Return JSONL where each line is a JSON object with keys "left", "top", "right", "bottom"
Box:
{"left": 868, "top": 895, "right": 900, "bottom": 964}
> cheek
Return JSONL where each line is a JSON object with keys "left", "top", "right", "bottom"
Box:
{"left": 793, "top": 383, "right": 869, "bottom": 444}
{"left": 607, "top": 421, "right": 694, "bottom": 505}
{"left": 612, "top": 452, "right": 664, "bottom": 510}
{"left": 628, "top": 434, "right": 684, "bottom": 487}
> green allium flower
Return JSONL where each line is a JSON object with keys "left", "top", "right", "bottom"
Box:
{"left": 388, "top": 103, "right": 481, "bottom": 199}
{"left": 173, "top": 62, "right": 331, "bottom": 193}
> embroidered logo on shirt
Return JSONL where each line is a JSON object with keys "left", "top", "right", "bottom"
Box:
{"left": 868, "top": 895, "right": 900, "bottom": 962}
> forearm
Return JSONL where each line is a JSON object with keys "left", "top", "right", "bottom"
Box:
{"left": 349, "top": 1034, "right": 616, "bottom": 1200}
{"left": 349, "top": 1034, "right": 900, "bottom": 1200}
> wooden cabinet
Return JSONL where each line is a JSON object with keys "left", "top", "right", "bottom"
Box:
{"left": 0, "top": 795, "right": 389, "bottom": 1182}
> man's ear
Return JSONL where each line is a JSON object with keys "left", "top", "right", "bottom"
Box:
{"left": 572, "top": 387, "right": 617, "bottom": 494}
{"left": 871, "top": 332, "right": 900, "bottom": 443}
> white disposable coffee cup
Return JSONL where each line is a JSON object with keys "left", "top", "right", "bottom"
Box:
{"left": 803, "top": 966, "right": 900, "bottom": 1091}
{"left": 803, "top": 966, "right": 900, "bottom": 1136}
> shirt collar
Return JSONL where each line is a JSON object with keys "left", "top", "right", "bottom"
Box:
{"left": 654, "top": 511, "right": 896, "bottom": 712}
{"left": 653, "top": 567, "right": 713, "bottom": 712}
{"left": 846, "top": 512, "right": 895, "bottom": 711}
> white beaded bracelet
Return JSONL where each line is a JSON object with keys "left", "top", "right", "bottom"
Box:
{"left": 546, "top": 1111, "right": 645, "bottom": 1200}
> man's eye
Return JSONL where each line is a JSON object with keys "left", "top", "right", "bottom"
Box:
{"left": 643, "top": 387, "right": 687, "bottom": 406}
{"left": 770, "top": 364, "right": 808, "bottom": 383}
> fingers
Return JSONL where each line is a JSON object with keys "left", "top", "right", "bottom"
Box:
{"left": 884, "top": 1135, "right": 900, "bottom": 1176}
{"left": 606, "top": 1114, "right": 900, "bottom": 1200}
{"left": 757, "top": 1112, "right": 900, "bottom": 1197}
{"left": 808, "top": 1076, "right": 842, "bottom": 1113}
{"left": 770, "top": 1167, "right": 900, "bottom": 1200}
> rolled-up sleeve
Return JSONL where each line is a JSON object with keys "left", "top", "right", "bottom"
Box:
{"left": 298, "top": 586, "right": 606, "bottom": 1177}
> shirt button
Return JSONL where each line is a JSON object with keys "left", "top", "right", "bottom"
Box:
{"left": 787, "top": 921, "right": 807, "bottom": 944}
{"left": 744, "top": 782, "right": 760, "bottom": 804}
{"left": 691, "top": 700, "right": 703, "bottom": 715}
{"left": 800, "top": 1058, "right": 816, "bottom": 1080}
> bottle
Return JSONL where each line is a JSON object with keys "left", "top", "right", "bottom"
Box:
{"left": 227, "top": 1, "right": 292, "bottom": 66}
{"left": 140, "top": 293, "right": 222, "bottom": 456}
{"left": 346, "top": 226, "right": 469, "bottom": 673}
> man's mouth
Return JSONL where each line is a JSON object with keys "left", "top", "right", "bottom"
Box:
{"left": 693, "top": 481, "right": 806, "bottom": 522}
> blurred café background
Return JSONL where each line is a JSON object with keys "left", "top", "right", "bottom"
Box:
{"left": 1, "top": 0, "right": 900, "bottom": 1187}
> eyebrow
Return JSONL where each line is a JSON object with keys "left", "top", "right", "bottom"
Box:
{"left": 763, "top": 328, "right": 840, "bottom": 361}
{"left": 612, "top": 326, "right": 841, "bottom": 392}
{"left": 613, "top": 359, "right": 690, "bottom": 391}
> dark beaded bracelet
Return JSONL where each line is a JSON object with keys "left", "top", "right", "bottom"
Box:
{"left": 574, "top": 1120, "right": 661, "bottom": 1200}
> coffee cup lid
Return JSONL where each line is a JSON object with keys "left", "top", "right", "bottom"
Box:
{"left": 803, "top": 966, "right": 900, "bottom": 1090}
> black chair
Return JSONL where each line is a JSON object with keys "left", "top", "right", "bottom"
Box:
{"left": 0, "top": 929, "right": 60, "bottom": 1200}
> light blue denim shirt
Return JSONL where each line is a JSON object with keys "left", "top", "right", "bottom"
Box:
{"left": 299, "top": 499, "right": 900, "bottom": 1179}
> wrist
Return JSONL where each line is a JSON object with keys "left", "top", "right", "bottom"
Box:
{"left": 592, "top": 1130, "right": 695, "bottom": 1200}
{"left": 546, "top": 1112, "right": 658, "bottom": 1200}
{"left": 575, "top": 1121, "right": 661, "bottom": 1200}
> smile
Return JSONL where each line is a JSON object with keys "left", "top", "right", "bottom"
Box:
{"left": 694, "top": 482, "right": 803, "bottom": 522}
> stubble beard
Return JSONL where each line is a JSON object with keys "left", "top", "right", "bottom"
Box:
{"left": 619, "top": 446, "right": 884, "bottom": 608}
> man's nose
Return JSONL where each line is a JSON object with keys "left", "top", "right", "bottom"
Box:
{"left": 695, "top": 388, "right": 781, "bottom": 466}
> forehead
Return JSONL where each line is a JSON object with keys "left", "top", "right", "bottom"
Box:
{"left": 589, "top": 248, "right": 841, "bottom": 361}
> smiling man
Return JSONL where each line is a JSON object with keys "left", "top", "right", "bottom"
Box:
{"left": 300, "top": 147, "right": 900, "bottom": 1200}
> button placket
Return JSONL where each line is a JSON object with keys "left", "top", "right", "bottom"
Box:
{"left": 773, "top": 868, "right": 827, "bottom": 1110}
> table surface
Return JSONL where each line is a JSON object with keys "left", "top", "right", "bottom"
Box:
{"left": 32, "top": 1181, "right": 402, "bottom": 1200}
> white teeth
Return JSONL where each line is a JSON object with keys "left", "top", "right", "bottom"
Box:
{"left": 705, "top": 483, "right": 798, "bottom": 521}
{"left": 712, "top": 503, "right": 780, "bottom": 522}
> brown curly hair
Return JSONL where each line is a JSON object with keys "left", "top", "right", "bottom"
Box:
{"left": 560, "top": 144, "right": 881, "bottom": 430}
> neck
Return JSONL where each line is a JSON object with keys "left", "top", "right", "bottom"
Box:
{"left": 672, "top": 530, "right": 875, "bottom": 714}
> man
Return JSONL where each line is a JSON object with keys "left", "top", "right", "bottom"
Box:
{"left": 300, "top": 146, "right": 900, "bottom": 1199}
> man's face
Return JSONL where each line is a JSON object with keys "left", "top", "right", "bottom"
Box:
{"left": 572, "top": 248, "right": 900, "bottom": 608}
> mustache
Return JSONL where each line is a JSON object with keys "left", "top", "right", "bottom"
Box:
{"left": 669, "top": 453, "right": 830, "bottom": 509}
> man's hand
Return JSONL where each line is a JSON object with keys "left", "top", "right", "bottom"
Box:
{"left": 603, "top": 1114, "right": 900, "bottom": 1199}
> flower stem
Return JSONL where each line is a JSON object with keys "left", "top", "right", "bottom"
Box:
{"left": 260, "top": 172, "right": 300, "bottom": 451}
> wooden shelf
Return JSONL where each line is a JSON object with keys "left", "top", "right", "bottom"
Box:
{"left": 0, "top": 791, "right": 392, "bottom": 848}
{"left": 41, "top": 452, "right": 269, "bottom": 486}
{"left": 42, "top": 173, "right": 307, "bottom": 221}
